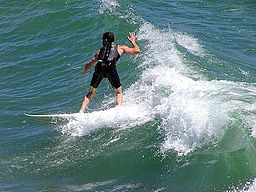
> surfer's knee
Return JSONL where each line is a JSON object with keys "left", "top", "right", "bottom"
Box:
{"left": 86, "top": 87, "right": 96, "bottom": 100}
{"left": 86, "top": 91, "right": 95, "bottom": 100}
{"left": 115, "top": 87, "right": 122, "bottom": 95}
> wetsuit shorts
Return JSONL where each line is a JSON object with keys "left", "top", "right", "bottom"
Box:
{"left": 90, "top": 63, "right": 121, "bottom": 89}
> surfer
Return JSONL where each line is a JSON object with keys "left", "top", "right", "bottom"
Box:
{"left": 79, "top": 32, "right": 141, "bottom": 113}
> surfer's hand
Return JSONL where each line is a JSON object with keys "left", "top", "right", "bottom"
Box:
{"left": 127, "top": 32, "right": 136, "bottom": 43}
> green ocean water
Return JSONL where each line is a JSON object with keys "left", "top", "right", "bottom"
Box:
{"left": 1, "top": 0, "right": 256, "bottom": 191}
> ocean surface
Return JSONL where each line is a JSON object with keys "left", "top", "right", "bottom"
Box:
{"left": 1, "top": 0, "right": 256, "bottom": 191}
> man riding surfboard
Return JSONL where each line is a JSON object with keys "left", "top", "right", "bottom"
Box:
{"left": 79, "top": 32, "right": 141, "bottom": 113}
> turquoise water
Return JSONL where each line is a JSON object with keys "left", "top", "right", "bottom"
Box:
{"left": 1, "top": 0, "right": 256, "bottom": 191}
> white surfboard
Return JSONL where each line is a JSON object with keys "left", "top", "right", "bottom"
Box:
{"left": 24, "top": 105, "right": 152, "bottom": 136}
{"left": 24, "top": 113, "right": 81, "bottom": 123}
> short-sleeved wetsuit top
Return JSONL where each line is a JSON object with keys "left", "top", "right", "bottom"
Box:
{"left": 90, "top": 43, "right": 121, "bottom": 89}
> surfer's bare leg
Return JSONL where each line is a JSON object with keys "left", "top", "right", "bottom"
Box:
{"left": 79, "top": 87, "right": 96, "bottom": 113}
{"left": 115, "top": 87, "right": 123, "bottom": 106}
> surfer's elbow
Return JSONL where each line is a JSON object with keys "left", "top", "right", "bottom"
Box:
{"left": 135, "top": 48, "right": 141, "bottom": 54}
{"left": 132, "top": 48, "right": 141, "bottom": 54}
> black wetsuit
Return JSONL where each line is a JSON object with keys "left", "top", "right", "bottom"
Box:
{"left": 90, "top": 43, "right": 121, "bottom": 89}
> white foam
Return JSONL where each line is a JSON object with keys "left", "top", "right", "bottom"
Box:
{"left": 227, "top": 178, "right": 256, "bottom": 192}
{"left": 133, "top": 22, "right": 256, "bottom": 155}
{"left": 174, "top": 32, "right": 204, "bottom": 57}
{"left": 242, "top": 116, "right": 256, "bottom": 138}
{"left": 60, "top": 104, "right": 152, "bottom": 137}
{"left": 122, "top": 23, "right": 231, "bottom": 155}
{"left": 99, "top": 0, "right": 120, "bottom": 14}
{"left": 136, "top": 23, "right": 185, "bottom": 70}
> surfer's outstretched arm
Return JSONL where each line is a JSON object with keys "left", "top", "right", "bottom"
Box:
{"left": 82, "top": 52, "right": 99, "bottom": 76}
{"left": 118, "top": 32, "right": 141, "bottom": 55}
